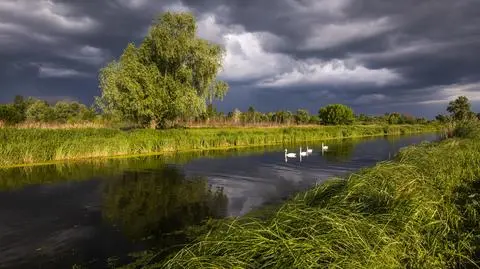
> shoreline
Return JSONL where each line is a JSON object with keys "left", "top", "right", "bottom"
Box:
{"left": 0, "top": 132, "right": 437, "bottom": 192}
{"left": 0, "top": 125, "right": 439, "bottom": 169}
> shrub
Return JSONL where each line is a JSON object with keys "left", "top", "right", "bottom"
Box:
{"left": 26, "top": 100, "right": 55, "bottom": 122}
{"left": 318, "top": 104, "right": 355, "bottom": 125}
{"left": 0, "top": 104, "right": 23, "bottom": 124}
{"left": 453, "top": 121, "right": 480, "bottom": 138}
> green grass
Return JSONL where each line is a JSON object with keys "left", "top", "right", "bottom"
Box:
{"left": 0, "top": 124, "right": 437, "bottom": 168}
{"left": 127, "top": 136, "right": 480, "bottom": 268}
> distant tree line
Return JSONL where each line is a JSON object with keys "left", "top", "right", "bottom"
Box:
{"left": 189, "top": 104, "right": 432, "bottom": 126}
{"left": 0, "top": 95, "right": 96, "bottom": 125}
{"left": 0, "top": 95, "right": 434, "bottom": 127}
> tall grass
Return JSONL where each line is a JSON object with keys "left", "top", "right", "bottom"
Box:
{"left": 12, "top": 121, "right": 107, "bottom": 129}
{"left": 0, "top": 124, "right": 437, "bottom": 167}
{"left": 132, "top": 135, "right": 480, "bottom": 268}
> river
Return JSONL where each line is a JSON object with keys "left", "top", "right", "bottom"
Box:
{"left": 0, "top": 133, "right": 438, "bottom": 269}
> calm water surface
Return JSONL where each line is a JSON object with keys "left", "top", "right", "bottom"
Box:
{"left": 0, "top": 134, "right": 438, "bottom": 268}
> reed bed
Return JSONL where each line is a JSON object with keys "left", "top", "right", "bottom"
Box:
{"left": 12, "top": 121, "right": 107, "bottom": 129}
{"left": 0, "top": 124, "right": 437, "bottom": 167}
{"left": 143, "top": 137, "right": 480, "bottom": 268}
{"left": 186, "top": 123, "right": 321, "bottom": 128}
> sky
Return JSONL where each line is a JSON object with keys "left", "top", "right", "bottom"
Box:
{"left": 0, "top": 0, "right": 479, "bottom": 118}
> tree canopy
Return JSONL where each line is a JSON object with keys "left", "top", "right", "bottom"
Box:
{"left": 25, "top": 100, "right": 55, "bottom": 122}
{"left": 295, "top": 109, "right": 310, "bottom": 124}
{"left": 96, "top": 12, "right": 229, "bottom": 128}
{"left": 0, "top": 104, "right": 22, "bottom": 124}
{"left": 318, "top": 104, "right": 355, "bottom": 125}
{"left": 447, "top": 96, "right": 475, "bottom": 122}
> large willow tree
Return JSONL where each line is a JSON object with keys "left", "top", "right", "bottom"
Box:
{"left": 96, "top": 12, "right": 228, "bottom": 128}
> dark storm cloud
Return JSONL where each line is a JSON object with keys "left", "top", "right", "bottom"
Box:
{"left": 0, "top": 0, "right": 479, "bottom": 116}
{"left": 181, "top": 0, "right": 480, "bottom": 109}
{"left": 0, "top": 0, "right": 176, "bottom": 103}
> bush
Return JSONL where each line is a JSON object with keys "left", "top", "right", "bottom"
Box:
{"left": 295, "top": 109, "right": 310, "bottom": 124}
{"left": 0, "top": 104, "right": 23, "bottom": 124}
{"left": 453, "top": 121, "right": 480, "bottom": 138}
{"left": 54, "top": 101, "right": 95, "bottom": 123}
{"left": 26, "top": 100, "right": 55, "bottom": 122}
{"left": 319, "top": 104, "right": 355, "bottom": 125}
{"left": 309, "top": 115, "right": 321, "bottom": 124}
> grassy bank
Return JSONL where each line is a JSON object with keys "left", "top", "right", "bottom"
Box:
{"left": 0, "top": 124, "right": 437, "bottom": 168}
{"left": 129, "top": 135, "right": 479, "bottom": 268}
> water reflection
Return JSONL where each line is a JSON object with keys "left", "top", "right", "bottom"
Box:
{"left": 322, "top": 139, "right": 355, "bottom": 162}
{"left": 0, "top": 165, "right": 228, "bottom": 269}
{"left": 102, "top": 167, "right": 228, "bottom": 242}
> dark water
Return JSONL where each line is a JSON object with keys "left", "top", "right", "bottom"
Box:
{"left": 0, "top": 134, "right": 438, "bottom": 269}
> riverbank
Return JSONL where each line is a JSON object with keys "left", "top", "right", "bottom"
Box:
{"left": 0, "top": 134, "right": 433, "bottom": 191}
{"left": 138, "top": 135, "right": 479, "bottom": 268}
{"left": 0, "top": 124, "right": 438, "bottom": 168}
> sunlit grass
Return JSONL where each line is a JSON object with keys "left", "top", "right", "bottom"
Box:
{"left": 0, "top": 124, "right": 437, "bottom": 167}
{"left": 12, "top": 121, "right": 107, "bottom": 129}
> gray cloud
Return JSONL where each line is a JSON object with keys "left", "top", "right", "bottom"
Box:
{"left": 0, "top": 0, "right": 479, "bottom": 118}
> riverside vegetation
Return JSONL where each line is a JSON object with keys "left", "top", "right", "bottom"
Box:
{"left": 121, "top": 102, "right": 480, "bottom": 269}
{"left": 0, "top": 124, "right": 438, "bottom": 168}
{"left": 0, "top": 135, "right": 414, "bottom": 190}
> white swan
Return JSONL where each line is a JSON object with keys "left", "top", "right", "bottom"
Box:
{"left": 306, "top": 146, "right": 313, "bottom": 153}
{"left": 321, "top": 143, "right": 328, "bottom": 151}
{"left": 299, "top": 147, "right": 308, "bottom": 156}
{"left": 285, "top": 149, "right": 297, "bottom": 158}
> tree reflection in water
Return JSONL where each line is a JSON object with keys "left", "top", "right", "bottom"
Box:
{"left": 323, "top": 139, "right": 356, "bottom": 162}
{"left": 102, "top": 165, "right": 228, "bottom": 251}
